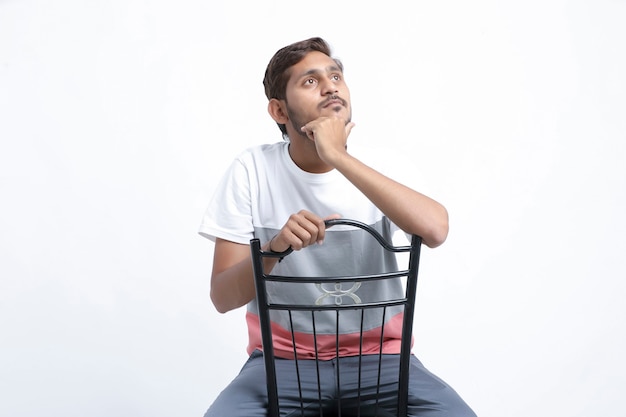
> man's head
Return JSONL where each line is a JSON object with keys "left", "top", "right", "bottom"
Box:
{"left": 263, "top": 37, "right": 347, "bottom": 139}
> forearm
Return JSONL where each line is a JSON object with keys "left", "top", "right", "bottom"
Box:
{"left": 332, "top": 153, "right": 449, "bottom": 248}
{"left": 210, "top": 240, "right": 279, "bottom": 313}
{"left": 210, "top": 259, "right": 256, "bottom": 313}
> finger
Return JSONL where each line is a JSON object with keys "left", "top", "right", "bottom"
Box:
{"left": 323, "top": 213, "right": 342, "bottom": 225}
{"left": 300, "top": 124, "right": 316, "bottom": 141}
{"left": 284, "top": 212, "right": 322, "bottom": 250}
{"left": 316, "top": 213, "right": 341, "bottom": 243}
{"left": 344, "top": 121, "right": 355, "bottom": 137}
{"left": 299, "top": 211, "right": 327, "bottom": 246}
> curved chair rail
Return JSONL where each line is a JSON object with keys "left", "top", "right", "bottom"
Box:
{"left": 262, "top": 218, "right": 418, "bottom": 261}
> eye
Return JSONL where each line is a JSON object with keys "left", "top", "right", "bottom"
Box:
{"left": 304, "top": 78, "right": 317, "bottom": 86}
{"left": 332, "top": 74, "right": 341, "bottom": 81}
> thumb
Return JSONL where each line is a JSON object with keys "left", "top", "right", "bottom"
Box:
{"left": 345, "top": 122, "right": 355, "bottom": 137}
{"left": 323, "top": 213, "right": 342, "bottom": 229}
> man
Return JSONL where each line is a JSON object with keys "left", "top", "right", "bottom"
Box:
{"left": 199, "top": 37, "right": 475, "bottom": 417}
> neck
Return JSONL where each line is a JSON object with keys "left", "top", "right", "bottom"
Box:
{"left": 287, "top": 135, "right": 334, "bottom": 174}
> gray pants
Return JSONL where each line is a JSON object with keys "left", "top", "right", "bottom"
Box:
{"left": 204, "top": 351, "right": 476, "bottom": 417}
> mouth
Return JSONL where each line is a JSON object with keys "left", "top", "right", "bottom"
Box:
{"left": 321, "top": 96, "right": 347, "bottom": 109}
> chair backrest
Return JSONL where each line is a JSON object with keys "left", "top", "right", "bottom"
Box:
{"left": 250, "top": 218, "right": 422, "bottom": 417}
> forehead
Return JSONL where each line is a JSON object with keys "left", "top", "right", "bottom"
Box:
{"left": 287, "top": 51, "right": 342, "bottom": 83}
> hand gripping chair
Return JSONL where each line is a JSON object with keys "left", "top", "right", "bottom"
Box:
{"left": 250, "top": 219, "right": 422, "bottom": 417}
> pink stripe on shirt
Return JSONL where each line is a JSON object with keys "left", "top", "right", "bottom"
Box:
{"left": 246, "top": 311, "right": 412, "bottom": 360}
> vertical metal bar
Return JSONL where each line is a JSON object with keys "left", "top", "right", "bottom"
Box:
{"left": 288, "top": 311, "right": 305, "bottom": 417}
{"left": 374, "top": 306, "right": 387, "bottom": 417}
{"left": 356, "top": 308, "right": 365, "bottom": 417}
{"left": 397, "top": 235, "right": 422, "bottom": 417}
{"left": 335, "top": 309, "right": 342, "bottom": 417}
{"left": 312, "top": 311, "right": 324, "bottom": 417}
{"left": 250, "top": 239, "right": 280, "bottom": 417}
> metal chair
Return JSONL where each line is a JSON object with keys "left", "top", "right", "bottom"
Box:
{"left": 250, "top": 218, "right": 422, "bottom": 417}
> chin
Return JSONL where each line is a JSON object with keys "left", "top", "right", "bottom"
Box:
{"left": 328, "top": 107, "right": 352, "bottom": 121}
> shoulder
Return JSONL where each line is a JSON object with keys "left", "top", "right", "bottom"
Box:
{"left": 221, "top": 141, "right": 288, "bottom": 180}
{"left": 235, "top": 141, "right": 287, "bottom": 163}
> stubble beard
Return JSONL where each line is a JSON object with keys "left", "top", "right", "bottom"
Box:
{"left": 286, "top": 104, "right": 352, "bottom": 140}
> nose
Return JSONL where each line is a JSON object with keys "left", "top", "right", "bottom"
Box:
{"left": 321, "top": 77, "right": 338, "bottom": 96}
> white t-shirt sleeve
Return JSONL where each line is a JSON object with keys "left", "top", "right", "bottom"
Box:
{"left": 198, "top": 156, "right": 254, "bottom": 244}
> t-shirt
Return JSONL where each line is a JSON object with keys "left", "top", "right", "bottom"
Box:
{"left": 199, "top": 141, "right": 421, "bottom": 359}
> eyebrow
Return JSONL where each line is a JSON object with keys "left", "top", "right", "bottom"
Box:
{"left": 297, "top": 65, "right": 343, "bottom": 79}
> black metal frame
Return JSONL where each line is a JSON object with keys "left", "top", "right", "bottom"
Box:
{"left": 251, "top": 218, "right": 422, "bottom": 417}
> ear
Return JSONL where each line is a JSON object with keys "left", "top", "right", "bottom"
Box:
{"left": 267, "top": 98, "right": 288, "bottom": 124}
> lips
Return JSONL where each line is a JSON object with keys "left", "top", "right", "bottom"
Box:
{"left": 321, "top": 97, "right": 346, "bottom": 108}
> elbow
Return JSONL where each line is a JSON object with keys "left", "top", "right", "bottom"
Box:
{"left": 422, "top": 209, "right": 449, "bottom": 249}
{"left": 213, "top": 305, "right": 230, "bottom": 315}
{"left": 210, "top": 282, "right": 251, "bottom": 314}
{"left": 424, "top": 224, "right": 448, "bottom": 248}
{"left": 210, "top": 288, "right": 231, "bottom": 314}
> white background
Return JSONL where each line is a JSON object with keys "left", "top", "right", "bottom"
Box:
{"left": 1, "top": 1, "right": 625, "bottom": 416}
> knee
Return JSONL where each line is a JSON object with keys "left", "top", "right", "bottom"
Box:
{"left": 442, "top": 392, "right": 476, "bottom": 417}
{"left": 408, "top": 388, "right": 476, "bottom": 417}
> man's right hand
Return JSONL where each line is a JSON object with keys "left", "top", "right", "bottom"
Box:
{"left": 269, "top": 210, "right": 341, "bottom": 253}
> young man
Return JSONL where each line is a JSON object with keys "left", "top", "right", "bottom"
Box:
{"left": 199, "top": 37, "right": 476, "bottom": 417}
